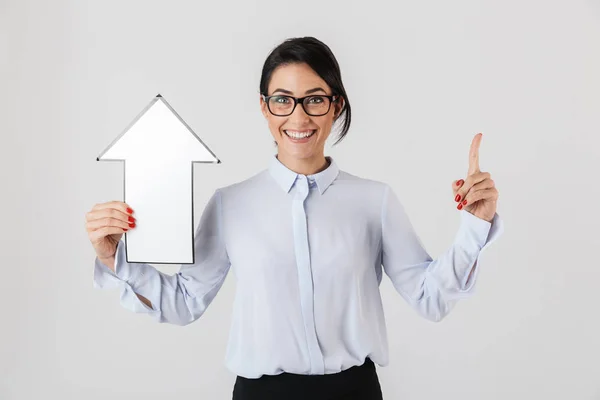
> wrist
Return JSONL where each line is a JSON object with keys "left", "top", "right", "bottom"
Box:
{"left": 98, "top": 255, "right": 116, "bottom": 272}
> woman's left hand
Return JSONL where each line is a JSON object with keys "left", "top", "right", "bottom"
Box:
{"left": 452, "top": 133, "right": 499, "bottom": 223}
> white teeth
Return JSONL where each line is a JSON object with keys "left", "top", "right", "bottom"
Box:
{"left": 285, "top": 130, "right": 315, "bottom": 139}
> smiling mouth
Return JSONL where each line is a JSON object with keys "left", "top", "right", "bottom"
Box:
{"left": 284, "top": 130, "right": 316, "bottom": 140}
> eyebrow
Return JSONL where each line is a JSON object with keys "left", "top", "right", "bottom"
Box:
{"left": 271, "top": 87, "right": 328, "bottom": 95}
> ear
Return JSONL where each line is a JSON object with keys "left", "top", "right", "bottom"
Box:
{"left": 260, "top": 94, "right": 269, "bottom": 119}
{"left": 333, "top": 96, "right": 345, "bottom": 119}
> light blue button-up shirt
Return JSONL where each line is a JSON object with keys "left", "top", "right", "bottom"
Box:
{"left": 94, "top": 155, "right": 504, "bottom": 379}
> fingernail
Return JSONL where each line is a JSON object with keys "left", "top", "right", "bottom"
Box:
{"left": 462, "top": 199, "right": 468, "bottom": 205}
{"left": 127, "top": 207, "right": 133, "bottom": 214}
{"left": 129, "top": 222, "right": 136, "bottom": 228}
{"left": 128, "top": 216, "right": 135, "bottom": 222}
{"left": 457, "top": 203, "right": 463, "bottom": 210}
{"left": 455, "top": 194, "right": 461, "bottom": 202}
{"left": 123, "top": 228, "right": 128, "bottom": 232}
{"left": 457, "top": 179, "right": 464, "bottom": 186}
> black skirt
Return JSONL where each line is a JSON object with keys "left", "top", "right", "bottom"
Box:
{"left": 232, "top": 357, "right": 383, "bottom": 400}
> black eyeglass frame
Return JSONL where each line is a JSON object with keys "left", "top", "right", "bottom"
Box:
{"left": 261, "top": 94, "right": 340, "bottom": 117}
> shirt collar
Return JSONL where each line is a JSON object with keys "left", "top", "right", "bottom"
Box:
{"left": 268, "top": 155, "right": 339, "bottom": 195}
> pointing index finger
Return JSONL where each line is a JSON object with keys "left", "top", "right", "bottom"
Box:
{"left": 468, "top": 133, "right": 482, "bottom": 174}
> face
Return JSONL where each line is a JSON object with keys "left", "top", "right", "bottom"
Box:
{"left": 260, "top": 62, "right": 344, "bottom": 165}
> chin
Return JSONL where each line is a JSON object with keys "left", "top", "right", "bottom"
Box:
{"left": 284, "top": 149, "right": 311, "bottom": 159}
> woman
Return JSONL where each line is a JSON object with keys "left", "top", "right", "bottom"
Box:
{"left": 86, "top": 36, "right": 503, "bottom": 399}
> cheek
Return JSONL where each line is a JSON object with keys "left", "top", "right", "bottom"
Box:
{"left": 317, "top": 116, "right": 335, "bottom": 136}
{"left": 267, "top": 117, "right": 284, "bottom": 134}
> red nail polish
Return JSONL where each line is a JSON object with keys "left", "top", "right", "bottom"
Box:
{"left": 128, "top": 216, "right": 135, "bottom": 222}
{"left": 127, "top": 207, "right": 133, "bottom": 214}
{"left": 129, "top": 222, "right": 136, "bottom": 227}
{"left": 462, "top": 199, "right": 468, "bottom": 205}
{"left": 455, "top": 194, "right": 461, "bottom": 202}
{"left": 123, "top": 228, "right": 128, "bottom": 232}
{"left": 457, "top": 203, "right": 463, "bottom": 210}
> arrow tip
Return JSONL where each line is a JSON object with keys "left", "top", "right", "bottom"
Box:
{"left": 217, "top": 159, "right": 222, "bottom": 164}
{"left": 156, "top": 93, "right": 162, "bottom": 98}
{"left": 96, "top": 157, "right": 100, "bottom": 161}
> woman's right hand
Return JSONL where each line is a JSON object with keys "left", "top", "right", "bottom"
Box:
{"left": 85, "top": 201, "right": 136, "bottom": 260}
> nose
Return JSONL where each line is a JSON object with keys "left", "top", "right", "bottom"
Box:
{"left": 289, "top": 101, "right": 311, "bottom": 122}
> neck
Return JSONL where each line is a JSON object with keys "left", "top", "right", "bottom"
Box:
{"left": 276, "top": 153, "right": 330, "bottom": 176}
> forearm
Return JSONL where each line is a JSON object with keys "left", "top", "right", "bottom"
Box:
{"left": 98, "top": 256, "right": 115, "bottom": 272}
{"left": 465, "top": 262, "right": 476, "bottom": 286}
{"left": 135, "top": 293, "right": 153, "bottom": 309}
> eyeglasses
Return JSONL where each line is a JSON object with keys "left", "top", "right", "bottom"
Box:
{"left": 261, "top": 94, "right": 339, "bottom": 117}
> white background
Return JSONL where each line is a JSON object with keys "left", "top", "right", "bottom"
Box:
{"left": 1, "top": 0, "right": 599, "bottom": 399}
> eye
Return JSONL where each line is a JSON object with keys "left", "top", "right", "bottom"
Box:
{"left": 307, "top": 96, "right": 325, "bottom": 104}
{"left": 273, "top": 96, "right": 291, "bottom": 104}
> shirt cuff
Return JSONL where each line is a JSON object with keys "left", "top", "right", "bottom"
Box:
{"left": 93, "top": 240, "right": 159, "bottom": 315}
{"left": 454, "top": 210, "right": 504, "bottom": 291}
{"left": 456, "top": 210, "right": 493, "bottom": 255}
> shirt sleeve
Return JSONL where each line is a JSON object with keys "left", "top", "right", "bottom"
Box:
{"left": 380, "top": 184, "right": 504, "bottom": 322}
{"left": 93, "top": 188, "right": 231, "bottom": 326}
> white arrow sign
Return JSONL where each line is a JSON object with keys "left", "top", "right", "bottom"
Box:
{"left": 97, "top": 94, "right": 220, "bottom": 264}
